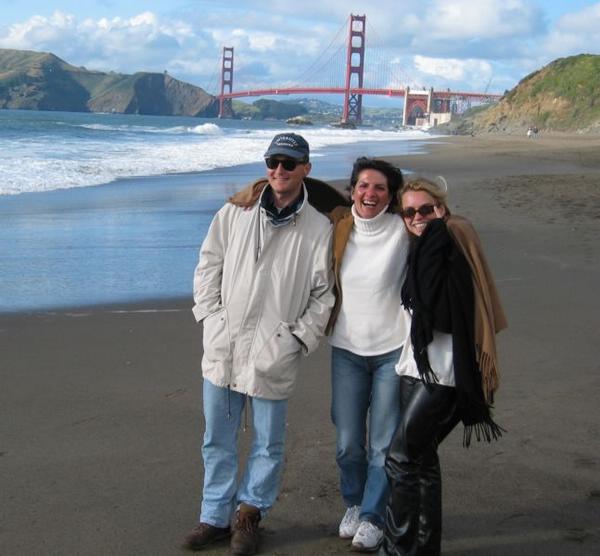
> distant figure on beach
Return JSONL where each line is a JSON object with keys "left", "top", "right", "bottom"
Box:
{"left": 185, "top": 133, "right": 336, "bottom": 555}
{"left": 382, "top": 177, "right": 507, "bottom": 556}
{"left": 527, "top": 126, "right": 533, "bottom": 138}
{"left": 326, "top": 157, "right": 409, "bottom": 552}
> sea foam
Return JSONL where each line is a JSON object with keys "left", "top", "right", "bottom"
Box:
{"left": 0, "top": 111, "right": 433, "bottom": 195}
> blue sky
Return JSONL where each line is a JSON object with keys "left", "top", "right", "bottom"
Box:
{"left": 1, "top": 1, "right": 599, "bottom": 106}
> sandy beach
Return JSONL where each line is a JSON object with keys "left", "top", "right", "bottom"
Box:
{"left": 1, "top": 133, "right": 599, "bottom": 555}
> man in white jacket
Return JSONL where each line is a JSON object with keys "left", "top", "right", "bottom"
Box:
{"left": 185, "top": 133, "right": 335, "bottom": 555}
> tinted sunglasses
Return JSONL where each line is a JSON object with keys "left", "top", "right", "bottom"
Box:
{"left": 400, "top": 204, "right": 437, "bottom": 219}
{"left": 265, "top": 157, "right": 306, "bottom": 171}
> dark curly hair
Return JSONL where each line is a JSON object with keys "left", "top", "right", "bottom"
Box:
{"left": 348, "top": 157, "right": 404, "bottom": 212}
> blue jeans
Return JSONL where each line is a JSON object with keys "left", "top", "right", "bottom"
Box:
{"left": 331, "top": 346, "right": 402, "bottom": 528}
{"left": 199, "top": 379, "right": 288, "bottom": 527}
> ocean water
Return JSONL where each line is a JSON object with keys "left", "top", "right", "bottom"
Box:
{"left": 0, "top": 109, "right": 435, "bottom": 312}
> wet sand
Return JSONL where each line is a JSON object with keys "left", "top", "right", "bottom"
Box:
{"left": 1, "top": 133, "right": 599, "bottom": 555}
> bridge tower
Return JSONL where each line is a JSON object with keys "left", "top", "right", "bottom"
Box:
{"left": 219, "top": 46, "right": 234, "bottom": 118}
{"left": 341, "top": 14, "right": 366, "bottom": 125}
{"left": 402, "top": 88, "right": 430, "bottom": 126}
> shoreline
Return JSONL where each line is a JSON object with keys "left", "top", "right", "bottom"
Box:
{"left": 2, "top": 133, "right": 600, "bottom": 555}
{"left": 0, "top": 296, "right": 193, "bottom": 318}
{"left": 3, "top": 131, "right": 599, "bottom": 316}
{"left": 0, "top": 129, "right": 435, "bottom": 314}
{"left": 4, "top": 129, "right": 597, "bottom": 314}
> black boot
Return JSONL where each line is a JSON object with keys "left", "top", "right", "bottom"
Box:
{"left": 417, "top": 452, "right": 442, "bottom": 556}
{"left": 382, "top": 378, "right": 456, "bottom": 556}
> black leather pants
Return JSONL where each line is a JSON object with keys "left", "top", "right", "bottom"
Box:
{"left": 382, "top": 377, "right": 459, "bottom": 556}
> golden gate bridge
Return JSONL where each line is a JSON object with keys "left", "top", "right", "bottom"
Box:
{"left": 209, "top": 14, "right": 501, "bottom": 127}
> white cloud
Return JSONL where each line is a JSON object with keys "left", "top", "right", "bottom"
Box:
{"left": 422, "top": 0, "right": 542, "bottom": 40}
{"left": 556, "top": 3, "right": 600, "bottom": 34}
{"left": 413, "top": 55, "right": 493, "bottom": 85}
{"left": 0, "top": 10, "right": 200, "bottom": 74}
{"left": 211, "top": 25, "right": 321, "bottom": 56}
{"left": 541, "top": 3, "right": 600, "bottom": 57}
{"left": 247, "top": 33, "right": 278, "bottom": 53}
{"left": 262, "top": 0, "right": 543, "bottom": 45}
{"left": 0, "top": 11, "right": 77, "bottom": 48}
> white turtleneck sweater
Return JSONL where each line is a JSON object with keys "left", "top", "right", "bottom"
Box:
{"left": 329, "top": 204, "right": 410, "bottom": 356}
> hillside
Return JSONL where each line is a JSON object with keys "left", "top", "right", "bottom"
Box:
{"left": 0, "top": 48, "right": 218, "bottom": 116}
{"left": 233, "top": 98, "right": 309, "bottom": 120}
{"left": 446, "top": 54, "right": 600, "bottom": 134}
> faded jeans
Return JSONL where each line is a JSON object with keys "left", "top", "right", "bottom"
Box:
{"left": 199, "top": 379, "right": 288, "bottom": 527}
{"left": 331, "top": 346, "right": 402, "bottom": 527}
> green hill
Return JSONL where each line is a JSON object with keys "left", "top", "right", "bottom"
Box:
{"left": 0, "top": 48, "right": 218, "bottom": 116}
{"left": 453, "top": 54, "right": 600, "bottom": 134}
{"left": 233, "top": 98, "right": 309, "bottom": 120}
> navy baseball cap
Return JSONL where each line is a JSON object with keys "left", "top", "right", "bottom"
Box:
{"left": 264, "top": 133, "right": 309, "bottom": 160}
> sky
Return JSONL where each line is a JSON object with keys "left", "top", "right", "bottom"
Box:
{"left": 1, "top": 1, "right": 599, "bottom": 107}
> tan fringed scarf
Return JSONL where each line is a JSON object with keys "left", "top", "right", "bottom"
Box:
{"left": 447, "top": 216, "right": 508, "bottom": 403}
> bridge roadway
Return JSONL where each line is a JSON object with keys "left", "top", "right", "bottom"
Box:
{"left": 220, "top": 87, "right": 501, "bottom": 101}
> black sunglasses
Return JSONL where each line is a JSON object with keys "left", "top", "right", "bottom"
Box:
{"left": 265, "top": 157, "right": 306, "bottom": 171}
{"left": 400, "top": 204, "right": 437, "bottom": 219}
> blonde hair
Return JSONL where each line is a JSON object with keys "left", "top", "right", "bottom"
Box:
{"left": 399, "top": 176, "right": 450, "bottom": 214}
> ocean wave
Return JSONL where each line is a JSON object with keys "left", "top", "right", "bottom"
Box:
{"left": 188, "top": 123, "right": 223, "bottom": 135}
{"left": 1, "top": 136, "right": 259, "bottom": 194}
{"left": 76, "top": 122, "right": 225, "bottom": 136}
{"left": 0, "top": 116, "right": 435, "bottom": 195}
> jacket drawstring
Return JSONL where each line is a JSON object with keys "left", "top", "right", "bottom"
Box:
{"left": 243, "top": 397, "right": 249, "bottom": 432}
{"left": 255, "top": 210, "right": 262, "bottom": 262}
{"left": 227, "top": 385, "right": 232, "bottom": 420}
{"left": 227, "top": 386, "right": 249, "bottom": 433}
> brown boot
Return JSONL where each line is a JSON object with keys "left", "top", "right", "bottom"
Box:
{"left": 183, "top": 522, "right": 231, "bottom": 550}
{"left": 230, "top": 503, "right": 261, "bottom": 555}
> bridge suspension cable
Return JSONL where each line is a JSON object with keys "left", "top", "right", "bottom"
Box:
{"left": 362, "top": 19, "right": 405, "bottom": 90}
{"left": 288, "top": 16, "right": 348, "bottom": 90}
{"left": 203, "top": 51, "right": 224, "bottom": 96}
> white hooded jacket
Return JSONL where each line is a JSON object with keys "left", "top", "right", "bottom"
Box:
{"left": 193, "top": 184, "right": 334, "bottom": 400}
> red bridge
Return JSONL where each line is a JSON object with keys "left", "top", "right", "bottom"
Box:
{"left": 215, "top": 14, "right": 501, "bottom": 126}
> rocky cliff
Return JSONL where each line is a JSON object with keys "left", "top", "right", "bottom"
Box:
{"left": 0, "top": 48, "right": 218, "bottom": 117}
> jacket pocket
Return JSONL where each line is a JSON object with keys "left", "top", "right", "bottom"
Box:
{"left": 255, "top": 322, "right": 300, "bottom": 376}
{"left": 202, "top": 308, "right": 231, "bottom": 361}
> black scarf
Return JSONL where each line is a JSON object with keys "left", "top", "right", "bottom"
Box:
{"left": 260, "top": 185, "right": 304, "bottom": 225}
{"left": 401, "top": 218, "right": 503, "bottom": 446}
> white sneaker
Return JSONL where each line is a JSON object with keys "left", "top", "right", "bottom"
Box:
{"left": 339, "top": 505, "right": 361, "bottom": 539}
{"left": 351, "top": 520, "right": 383, "bottom": 552}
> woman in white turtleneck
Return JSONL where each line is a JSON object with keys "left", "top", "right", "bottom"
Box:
{"left": 325, "top": 157, "right": 410, "bottom": 553}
